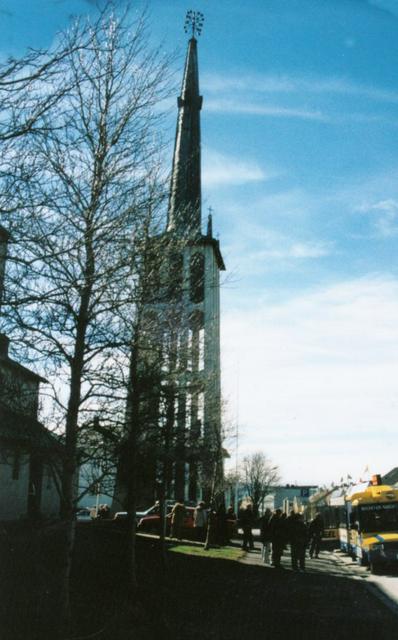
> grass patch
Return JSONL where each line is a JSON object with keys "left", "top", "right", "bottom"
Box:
{"left": 168, "top": 544, "right": 245, "bottom": 561}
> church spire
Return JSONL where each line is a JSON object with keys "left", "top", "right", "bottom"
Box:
{"left": 167, "top": 12, "right": 204, "bottom": 235}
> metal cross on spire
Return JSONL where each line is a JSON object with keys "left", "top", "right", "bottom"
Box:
{"left": 184, "top": 10, "right": 205, "bottom": 38}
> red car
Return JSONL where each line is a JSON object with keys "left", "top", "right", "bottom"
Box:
{"left": 137, "top": 505, "right": 194, "bottom": 536}
{"left": 137, "top": 506, "right": 237, "bottom": 540}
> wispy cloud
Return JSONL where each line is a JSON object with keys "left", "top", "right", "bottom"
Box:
{"left": 222, "top": 220, "right": 333, "bottom": 277}
{"left": 355, "top": 198, "right": 398, "bottom": 237}
{"left": 206, "top": 99, "right": 329, "bottom": 122}
{"left": 202, "top": 71, "right": 398, "bottom": 125}
{"left": 238, "top": 240, "right": 331, "bottom": 266}
{"left": 202, "top": 148, "right": 274, "bottom": 188}
{"left": 202, "top": 72, "right": 398, "bottom": 105}
{"left": 368, "top": 0, "right": 398, "bottom": 19}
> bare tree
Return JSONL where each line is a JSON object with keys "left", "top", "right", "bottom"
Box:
{"left": 0, "top": 5, "right": 173, "bottom": 635}
{"left": 0, "top": 34, "right": 85, "bottom": 143}
{"left": 241, "top": 452, "right": 280, "bottom": 517}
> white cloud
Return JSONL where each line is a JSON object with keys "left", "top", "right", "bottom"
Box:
{"left": 202, "top": 72, "right": 398, "bottom": 105}
{"left": 220, "top": 216, "right": 333, "bottom": 277}
{"left": 223, "top": 242, "right": 332, "bottom": 277}
{"left": 202, "top": 148, "right": 273, "bottom": 188}
{"left": 222, "top": 275, "right": 398, "bottom": 485}
{"left": 288, "top": 242, "right": 331, "bottom": 258}
{"left": 355, "top": 198, "right": 398, "bottom": 237}
{"left": 202, "top": 73, "right": 398, "bottom": 126}
{"left": 206, "top": 98, "right": 329, "bottom": 122}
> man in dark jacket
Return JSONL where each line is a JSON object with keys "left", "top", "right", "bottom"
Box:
{"left": 269, "top": 509, "right": 286, "bottom": 568}
{"left": 239, "top": 503, "right": 255, "bottom": 550}
{"left": 288, "top": 512, "right": 308, "bottom": 571}
{"left": 309, "top": 513, "right": 324, "bottom": 558}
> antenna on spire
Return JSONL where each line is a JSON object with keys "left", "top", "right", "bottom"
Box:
{"left": 184, "top": 10, "right": 205, "bottom": 38}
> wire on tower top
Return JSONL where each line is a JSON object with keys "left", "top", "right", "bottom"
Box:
{"left": 184, "top": 10, "right": 205, "bottom": 38}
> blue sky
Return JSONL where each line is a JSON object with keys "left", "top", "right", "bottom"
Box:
{"left": 2, "top": 0, "right": 398, "bottom": 486}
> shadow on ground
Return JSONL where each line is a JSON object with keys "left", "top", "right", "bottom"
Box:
{"left": 1, "top": 523, "right": 397, "bottom": 640}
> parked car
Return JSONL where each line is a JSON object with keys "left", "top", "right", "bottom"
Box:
{"left": 76, "top": 508, "right": 93, "bottom": 522}
{"left": 113, "top": 501, "right": 176, "bottom": 523}
{"left": 137, "top": 506, "right": 237, "bottom": 540}
{"left": 137, "top": 505, "right": 195, "bottom": 536}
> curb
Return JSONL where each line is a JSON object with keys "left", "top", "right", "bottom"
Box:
{"left": 364, "top": 581, "right": 398, "bottom": 619}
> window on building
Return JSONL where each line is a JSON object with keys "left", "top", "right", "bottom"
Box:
{"left": 190, "top": 252, "right": 204, "bottom": 303}
{"left": 168, "top": 251, "right": 183, "bottom": 301}
{"left": 198, "top": 327, "right": 205, "bottom": 370}
{"left": 198, "top": 392, "right": 204, "bottom": 437}
{"left": 12, "top": 452, "right": 20, "bottom": 480}
{"left": 186, "top": 394, "right": 192, "bottom": 429}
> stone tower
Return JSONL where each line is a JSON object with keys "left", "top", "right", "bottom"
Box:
{"left": 113, "top": 20, "right": 226, "bottom": 509}
{"left": 144, "top": 23, "right": 225, "bottom": 503}
{"left": 164, "top": 28, "right": 225, "bottom": 501}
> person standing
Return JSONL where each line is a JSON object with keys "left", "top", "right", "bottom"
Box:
{"left": 269, "top": 509, "right": 286, "bottom": 568}
{"left": 239, "top": 502, "right": 255, "bottom": 551}
{"left": 193, "top": 501, "right": 208, "bottom": 542}
{"left": 259, "top": 508, "right": 272, "bottom": 564}
{"left": 225, "top": 505, "right": 237, "bottom": 544}
{"left": 170, "top": 500, "right": 185, "bottom": 540}
{"left": 309, "top": 513, "right": 324, "bottom": 558}
{"left": 288, "top": 512, "right": 308, "bottom": 571}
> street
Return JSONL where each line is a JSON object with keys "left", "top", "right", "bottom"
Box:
{"left": 240, "top": 543, "right": 398, "bottom": 617}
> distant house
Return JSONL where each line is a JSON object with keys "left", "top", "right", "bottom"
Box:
{"left": 0, "top": 333, "right": 62, "bottom": 521}
{"left": 0, "top": 226, "right": 62, "bottom": 521}
{"left": 267, "top": 484, "right": 319, "bottom": 512}
{"left": 225, "top": 481, "right": 319, "bottom": 515}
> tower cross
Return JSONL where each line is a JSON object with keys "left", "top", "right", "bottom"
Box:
{"left": 184, "top": 10, "right": 205, "bottom": 38}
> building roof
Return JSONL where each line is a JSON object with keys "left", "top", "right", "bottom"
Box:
{"left": 188, "top": 235, "right": 226, "bottom": 271}
{"left": 0, "top": 334, "right": 46, "bottom": 383}
{"left": 167, "top": 37, "right": 202, "bottom": 235}
{"left": 0, "top": 405, "right": 62, "bottom": 452}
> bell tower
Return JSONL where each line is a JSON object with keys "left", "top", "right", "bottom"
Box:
{"left": 114, "top": 12, "right": 226, "bottom": 509}
{"left": 162, "top": 11, "right": 225, "bottom": 501}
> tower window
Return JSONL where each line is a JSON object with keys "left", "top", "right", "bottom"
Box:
{"left": 168, "top": 252, "right": 183, "bottom": 301}
{"left": 12, "top": 452, "right": 20, "bottom": 480}
{"left": 190, "top": 252, "right": 204, "bottom": 303}
{"left": 198, "top": 327, "right": 205, "bottom": 370}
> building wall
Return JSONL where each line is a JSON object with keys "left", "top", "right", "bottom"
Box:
{"left": 39, "top": 464, "right": 61, "bottom": 518}
{"left": 225, "top": 483, "right": 319, "bottom": 514}
{"left": 0, "top": 364, "right": 39, "bottom": 418}
{"left": 0, "top": 455, "right": 61, "bottom": 521}
{"left": 0, "top": 453, "right": 30, "bottom": 520}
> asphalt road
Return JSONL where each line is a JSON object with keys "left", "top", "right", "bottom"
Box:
{"left": 240, "top": 543, "right": 398, "bottom": 617}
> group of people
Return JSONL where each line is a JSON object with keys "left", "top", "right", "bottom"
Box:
{"left": 239, "top": 503, "right": 324, "bottom": 571}
{"left": 170, "top": 500, "right": 237, "bottom": 543}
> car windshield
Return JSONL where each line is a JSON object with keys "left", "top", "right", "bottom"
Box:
{"left": 359, "top": 502, "right": 398, "bottom": 533}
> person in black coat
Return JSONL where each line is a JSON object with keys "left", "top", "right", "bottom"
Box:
{"left": 288, "top": 512, "right": 308, "bottom": 571}
{"left": 269, "top": 509, "right": 286, "bottom": 568}
{"left": 308, "top": 513, "right": 324, "bottom": 558}
{"left": 239, "top": 503, "right": 255, "bottom": 550}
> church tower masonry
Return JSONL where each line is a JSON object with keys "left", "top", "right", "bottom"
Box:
{"left": 159, "top": 17, "right": 225, "bottom": 502}
{"left": 119, "top": 14, "right": 226, "bottom": 508}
